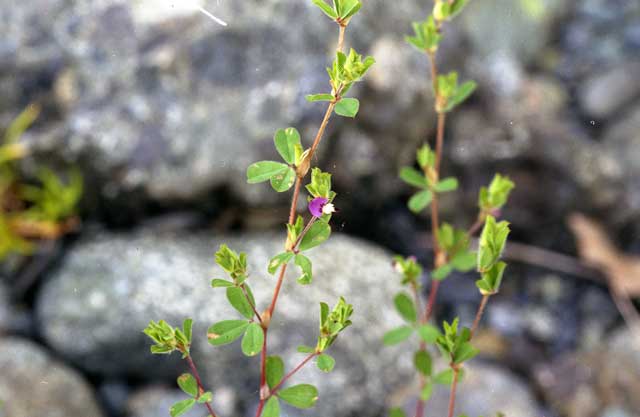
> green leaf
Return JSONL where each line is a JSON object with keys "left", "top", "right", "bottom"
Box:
{"left": 247, "top": 161, "right": 289, "bottom": 184}
{"left": 408, "top": 190, "right": 433, "bottom": 213}
{"left": 226, "top": 287, "right": 255, "bottom": 319}
{"left": 382, "top": 326, "right": 413, "bottom": 345}
{"left": 177, "top": 373, "right": 198, "bottom": 397}
{"left": 270, "top": 166, "right": 296, "bottom": 192}
{"left": 312, "top": 0, "right": 338, "bottom": 19}
{"left": 431, "top": 264, "right": 452, "bottom": 281}
{"left": 207, "top": 320, "right": 250, "bottom": 346}
{"left": 241, "top": 322, "right": 264, "bottom": 357}
{"left": 414, "top": 349, "right": 432, "bottom": 376}
{"left": 274, "top": 128, "right": 301, "bottom": 165}
{"left": 263, "top": 397, "right": 281, "bottom": 417}
{"left": 450, "top": 0, "right": 470, "bottom": 18}
{"left": 317, "top": 353, "right": 335, "bottom": 372}
{"left": 477, "top": 215, "right": 510, "bottom": 272}
{"left": 445, "top": 80, "right": 477, "bottom": 112}
{"left": 211, "top": 279, "right": 234, "bottom": 288}
{"left": 299, "top": 222, "right": 331, "bottom": 251}
{"left": 170, "top": 398, "right": 196, "bottom": 417}
{"left": 420, "top": 381, "right": 434, "bottom": 401}
{"left": 297, "top": 345, "right": 316, "bottom": 353}
{"left": 476, "top": 261, "right": 507, "bottom": 295}
{"left": 435, "top": 177, "right": 459, "bottom": 192}
{"left": 334, "top": 97, "right": 360, "bottom": 118}
{"left": 278, "top": 384, "right": 319, "bottom": 409}
{"left": 182, "top": 319, "right": 193, "bottom": 344}
{"left": 417, "top": 324, "right": 441, "bottom": 344}
{"left": 399, "top": 167, "right": 428, "bottom": 188}
{"left": 479, "top": 174, "right": 515, "bottom": 211}
{"left": 393, "top": 292, "right": 417, "bottom": 323}
{"left": 434, "top": 369, "right": 455, "bottom": 385}
{"left": 454, "top": 342, "right": 479, "bottom": 364}
{"left": 341, "top": 1, "right": 362, "bottom": 19}
{"left": 295, "top": 254, "right": 313, "bottom": 285}
{"left": 306, "top": 94, "right": 334, "bottom": 102}
{"left": 390, "top": 408, "right": 407, "bottom": 417}
{"left": 450, "top": 251, "right": 476, "bottom": 272}
{"left": 197, "top": 392, "right": 212, "bottom": 403}
{"left": 268, "top": 252, "right": 294, "bottom": 274}
{"left": 266, "top": 356, "right": 285, "bottom": 389}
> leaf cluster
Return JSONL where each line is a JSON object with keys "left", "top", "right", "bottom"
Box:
{"left": 435, "top": 318, "right": 479, "bottom": 365}
{"left": 399, "top": 144, "right": 459, "bottom": 213}
{"left": 0, "top": 105, "right": 82, "bottom": 261}
{"left": 143, "top": 319, "right": 193, "bottom": 357}
{"left": 436, "top": 72, "right": 477, "bottom": 113}
{"left": 312, "top": 0, "right": 362, "bottom": 24}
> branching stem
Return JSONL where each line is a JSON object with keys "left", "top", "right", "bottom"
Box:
{"left": 254, "top": 23, "right": 347, "bottom": 417}
{"left": 186, "top": 355, "right": 218, "bottom": 417}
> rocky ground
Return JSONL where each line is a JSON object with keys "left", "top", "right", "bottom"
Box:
{"left": 1, "top": 0, "right": 639, "bottom": 416}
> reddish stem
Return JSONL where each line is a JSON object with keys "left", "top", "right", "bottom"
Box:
{"left": 446, "top": 367, "right": 460, "bottom": 417}
{"left": 270, "top": 352, "right": 318, "bottom": 394}
{"left": 470, "top": 294, "right": 489, "bottom": 338}
{"left": 186, "top": 355, "right": 218, "bottom": 417}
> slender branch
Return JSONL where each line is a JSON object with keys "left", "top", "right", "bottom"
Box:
{"left": 270, "top": 352, "right": 318, "bottom": 395}
{"left": 446, "top": 367, "right": 460, "bottom": 417}
{"left": 255, "top": 23, "right": 346, "bottom": 417}
{"left": 309, "top": 102, "right": 337, "bottom": 157}
{"left": 467, "top": 215, "right": 484, "bottom": 237}
{"left": 240, "top": 283, "right": 263, "bottom": 325}
{"left": 470, "top": 294, "right": 489, "bottom": 338}
{"left": 186, "top": 355, "right": 218, "bottom": 417}
{"left": 337, "top": 24, "right": 346, "bottom": 54}
{"left": 288, "top": 178, "right": 303, "bottom": 225}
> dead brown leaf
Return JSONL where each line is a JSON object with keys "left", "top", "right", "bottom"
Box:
{"left": 568, "top": 213, "right": 640, "bottom": 297}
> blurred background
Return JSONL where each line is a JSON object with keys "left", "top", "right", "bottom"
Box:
{"left": 1, "top": 0, "right": 639, "bottom": 416}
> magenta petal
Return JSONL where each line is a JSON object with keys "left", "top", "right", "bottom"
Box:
{"left": 309, "top": 197, "right": 328, "bottom": 217}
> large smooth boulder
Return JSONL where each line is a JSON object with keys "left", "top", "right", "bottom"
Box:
{"left": 0, "top": 337, "right": 104, "bottom": 417}
{"left": 37, "top": 228, "right": 414, "bottom": 416}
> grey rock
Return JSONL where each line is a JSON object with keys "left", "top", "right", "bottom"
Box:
{"left": 579, "top": 61, "right": 640, "bottom": 118}
{"left": 390, "top": 363, "right": 541, "bottom": 417}
{"left": 126, "top": 385, "right": 228, "bottom": 417}
{"left": 0, "top": 283, "right": 9, "bottom": 333}
{"left": 2, "top": 0, "right": 439, "bottom": 210}
{"left": 461, "top": 0, "right": 569, "bottom": 63}
{"left": 37, "top": 228, "right": 410, "bottom": 417}
{"left": 0, "top": 337, "right": 104, "bottom": 417}
{"left": 600, "top": 406, "right": 633, "bottom": 417}
{"left": 535, "top": 326, "right": 640, "bottom": 417}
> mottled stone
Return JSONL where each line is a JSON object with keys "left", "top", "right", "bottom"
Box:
{"left": 0, "top": 337, "right": 104, "bottom": 417}
{"left": 37, "top": 228, "right": 409, "bottom": 417}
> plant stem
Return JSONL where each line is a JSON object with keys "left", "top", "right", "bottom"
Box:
{"left": 470, "top": 294, "right": 489, "bottom": 338}
{"left": 254, "top": 24, "right": 347, "bottom": 417}
{"left": 186, "top": 355, "right": 218, "bottom": 417}
{"left": 337, "top": 24, "right": 346, "bottom": 54}
{"left": 446, "top": 366, "right": 460, "bottom": 417}
{"left": 270, "top": 352, "right": 318, "bottom": 395}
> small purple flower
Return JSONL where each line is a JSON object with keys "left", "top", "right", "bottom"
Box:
{"left": 308, "top": 197, "right": 335, "bottom": 217}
